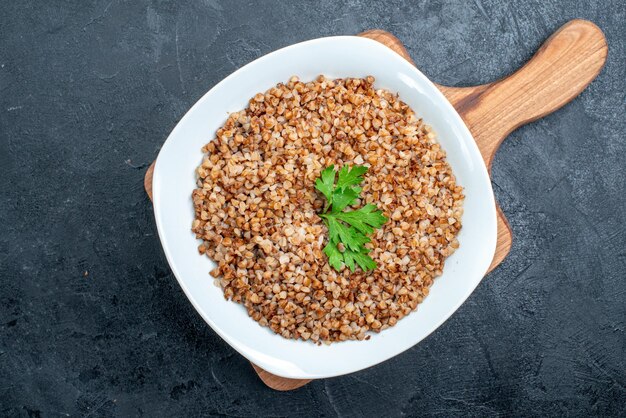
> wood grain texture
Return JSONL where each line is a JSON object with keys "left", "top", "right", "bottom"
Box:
{"left": 251, "top": 364, "right": 312, "bottom": 391}
{"left": 143, "top": 19, "right": 607, "bottom": 391}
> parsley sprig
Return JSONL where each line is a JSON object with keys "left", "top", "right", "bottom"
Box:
{"left": 315, "top": 165, "right": 387, "bottom": 272}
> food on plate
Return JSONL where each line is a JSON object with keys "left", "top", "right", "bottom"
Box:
{"left": 192, "top": 75, "right": 464, "bottom": 343}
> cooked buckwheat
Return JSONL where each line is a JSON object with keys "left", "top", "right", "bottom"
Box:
{"left": 192, "top": 75, "right": 464, "bottom": 343}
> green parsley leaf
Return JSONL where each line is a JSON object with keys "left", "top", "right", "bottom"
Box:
{"left": 342, "top": 247, "right": 377, "bottom": 272}
{"left": 334, "top": 204, "right": 388, "bottom": 235}
{"left": 323, "top": 216, "right": 370, "bottom": 251}
{"left": 348, "top": 249, "right": 378, "bottom": 272}
{"left": 323, "top": 239, "right": 344, "bottom": 271}
{"left": 316, "top": 164, "right": 387, "bottom": 272}
{"left": 343, "top": 249, "right": 356, "bottom": 272}
{"left": 330, "top": 186, "right": 359, "bottom": 212}
{"left": 315, "top": 165, "right": 335, "bottom": 204}
{"left": 336, "top": 165, "right": 368, "bottom": 191}
{"left": 324, "top": 216, "right": 341, "bottom": 243}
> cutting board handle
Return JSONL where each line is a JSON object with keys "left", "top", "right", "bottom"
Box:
{"left": 437, "top": 19, "right": 607, "bottom": 170}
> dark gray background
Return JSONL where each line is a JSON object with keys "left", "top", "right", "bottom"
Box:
{"left": 1, "top": 0, "right": 624, "bottom": 416}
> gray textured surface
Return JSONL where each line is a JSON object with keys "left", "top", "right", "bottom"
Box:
{"left": 1, "top": 0, "right": 625, "bottom": 416}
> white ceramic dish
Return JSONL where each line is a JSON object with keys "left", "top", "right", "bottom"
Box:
{"left": 152, "top": 36, "right": 497, "bottom": 379}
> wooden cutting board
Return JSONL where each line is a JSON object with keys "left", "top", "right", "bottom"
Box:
{"left": 144, "top": 19, "right": 607, "bottom": 391}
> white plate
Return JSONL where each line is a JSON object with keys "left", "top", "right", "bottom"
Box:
{"left": 152, "top": 36, "right": 497, "bottom": 379}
